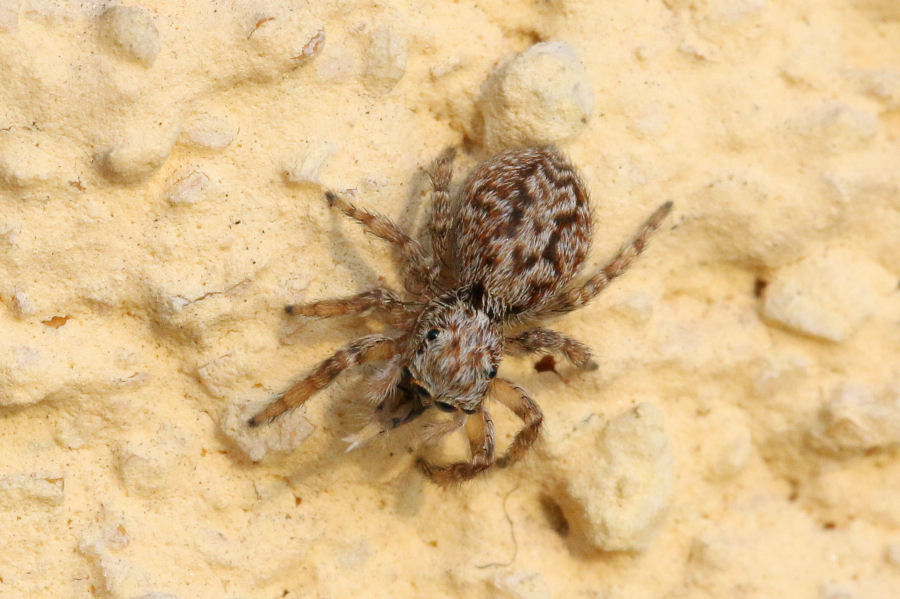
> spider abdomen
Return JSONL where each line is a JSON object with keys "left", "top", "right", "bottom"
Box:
{"left": 452, "top": 146, "right": 592, "bottom": 319}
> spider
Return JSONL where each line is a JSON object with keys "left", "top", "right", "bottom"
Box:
{"left": 248, "top": 146, "right": 672, "bottom": 485}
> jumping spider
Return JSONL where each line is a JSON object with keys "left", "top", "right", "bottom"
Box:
{"left": 249, "top": 146, "right": 672, "bottom": 485}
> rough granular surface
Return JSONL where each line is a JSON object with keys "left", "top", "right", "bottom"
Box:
{"left": 1, "top": 1, "right": 898, "bottom": 598}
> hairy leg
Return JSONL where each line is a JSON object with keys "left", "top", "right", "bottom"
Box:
{"left": 325, "top": 191, "right": 437, "bottom": 296}
{"left": 426, "top": 147, "right": 456, "bottom": 266}
{"left": 492, "top": 378, "right": 543, "bottom": 468}
{"left": 341, "top": 357, "right": 408, "bottom": 451}
{"left": 417, "top": 405, "right": 495, "bottom": 485}
{"left": 248, "top": 334, "right": 396, "bottom": 427}
{"left": 506, "top": 327, "right": 594, "bottom": 368}
{"left": 285, "top": 287, "right": 412, "bottom": 318}
{"left": 548, "top": 201, "right": 672, "bottom": 314}
{"left": 420, "top": 410, "right": 467, "bottom": 446}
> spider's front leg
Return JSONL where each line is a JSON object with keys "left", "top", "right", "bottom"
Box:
{"left": 417, "top": 406, "right": 495, "bottom": 485}
{"left": 492, "top": 378, "right": 543, "bottom": 468}
{"left": 426, "top": 147, "right": 456, "bottom": 266}
{"left": 325, "top": 191, "right": 438, "bottom": 297}
{"left": 506, "top": 327, "right": 594, "bottom": 369}
{"left": 248, "top": 334, "right": 397, "bottom": 427}
{"left": 285, "top": 287, "right": 412, "bottom": 318}
{"left": 547, "top": 201, "right": 672, "bottom": 314}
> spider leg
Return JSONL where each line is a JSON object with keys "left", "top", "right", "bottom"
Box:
{"left": 506, "top": 327, "right": 594, "bottom": 369}
{"left": 420, "top": 409, "right": 466, "bottom": 446}
{"left": 325, "top": 191, "right": 438, "bottom": 297}
{"left": 492, "top": 378, "right": 543, "bottom": 468}
{"left": 341, "top": 356, "right": 408, "bottom": 451}
{"left": 248, "top": 334, "right": 396, "bottom": 427}
{"left": 547, "top": 201, "right": 672, "bottom": 314}
{"left": 285, "top": 287, "right": 413, "bottom": 318}
{"left": 426, "top": 147, "right": 456, "bottom": 266}
{"left": 417, "top": 405, "right": 495, "bottom": 485}
{"left": 346, "top": 361, "right": 466, "bottom": 451}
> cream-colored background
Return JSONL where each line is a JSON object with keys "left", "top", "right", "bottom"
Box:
{"left": 1, "top": 1, "right": 899, "bottom": 598}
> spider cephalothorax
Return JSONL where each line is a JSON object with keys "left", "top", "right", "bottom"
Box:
{"left": 403, "top": 294, "right": 503, "bottom": 414}
{"left": 248, "top": 146, "right": 672, "bottom": 484}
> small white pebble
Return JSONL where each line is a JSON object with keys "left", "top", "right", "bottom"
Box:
{"left": 179, "top": 113, "right": 236, "bottom": 150}
{"left": 688, "top": 534, "right": 733, "bottom": 571}
{"left": 166, "top": 171, "right": 210, "bottom": 205}
{"left": 114, "top": 428, "right": 185, "bottom": 496}
{"left": 219, "top": 399, "right": 314, "bottom": 462}
{"left": 99, "top": 123, "right": 178, "bottom": 182}
{"left": 245, "top": 15, "right": 326, "bottom": 79}
{"left": 678, "top": 42, "right": 714, "bottom": 62}
{"left": 762, "top": 248, "right": 892, "bottom": 342}
{"left": 808, "top": 382, "right": 900, "bottom": 456}
{"left": 79, "top": 519, "right": 130, "bottom": 557}
{"left": 477, "top": 41, "right": 594, "bottom": 152}
{"left": 165, "top": 295, "right": 192, "bottom": 315}
{"left": 853, "top": 69, "right": 900, "bottom": 109}
{"left": 194, "top": 353, "right": 254, "bottom": 400}
{"left": 10, "top": 288, "right": 38, "bottom": 317}
{"left": 0, "top": 221, "right": 22, "bottom": 246}
{"left": 282, "top": 142, "right": 335, "bottom": 187}
{"left": 78, "top": 547, "right": 150, "bottom": 598}
{"left": 0, "top": 221, "right": 20, "bottom": 247}
{"left": 0, "top": 127, "right": 66, "bottom": 188}
{"left": 430, "top": 56, "right": 465, "bottom": 79}
{"left": 546, "top": 403, "right": 673, "bottom": 552}
{"left": 98, "top": 5, "right": 161, "bottom": 67}
{"left": 885, "top": 542, "right": 900, "bottom": 568}
{"left": 364, "top": 24, "right": 407, "bottom": 92}
{"left": 0, "top": 472, "right": 65, "bottom": 507}
{"left": 298, "top": 28, "right": 326, "bottom": 61}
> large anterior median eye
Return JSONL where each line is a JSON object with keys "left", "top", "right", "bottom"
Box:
{"left": 434, "top": 401, "right": 456, "bottom": 412}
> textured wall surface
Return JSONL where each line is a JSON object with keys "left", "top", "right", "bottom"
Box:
{"left": 1, "top": 1, "right": 898, "bottom": 597}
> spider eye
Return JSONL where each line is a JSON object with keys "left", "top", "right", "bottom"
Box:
{"left": 434, "top": 401, "right": 456, "bottom": 412}
{"left": 426, "top": 329, "right": 440, "bottom": 341}
{"left": 487, "top": 367, "right": 498, "bottom": 379}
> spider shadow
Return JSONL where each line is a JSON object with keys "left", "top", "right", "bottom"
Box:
{"left": 278, "top": 308, "right": 382, "bottom": 353}
{"left": 396, "top": 166, "right": 434, "bottom": 248}
{"left": 323, "top": 160, "right": 444, "bottom": 297}
{"left": 324, "top": 204, "right": 383, "bottom": 295}
{"left": 535, "top": 491, "right": 626, "bottom": 562}
{"left": 280, "top": 364, "right": 428, "bottom": 492}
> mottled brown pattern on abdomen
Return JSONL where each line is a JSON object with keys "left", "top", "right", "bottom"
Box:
{"left": 452, "top": 147, "right": 593, "bottom": 319}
